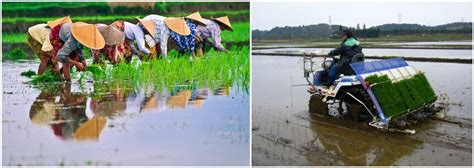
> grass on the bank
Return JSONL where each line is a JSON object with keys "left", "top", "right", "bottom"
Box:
{"left": 2, "top": 22, "right": 250, "bottom": 44}
{"left": 26, "top": 46, "right": 250, "bottom": 94}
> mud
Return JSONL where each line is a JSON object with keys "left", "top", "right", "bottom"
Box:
{"left": 2, "top": 60, "right": 250, "bottom": 166}
{"left": 252, "top": 55, "right": 472, "bottom": 166}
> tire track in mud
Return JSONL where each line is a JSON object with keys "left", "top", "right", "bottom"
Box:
{"left": 294, "top": 112, "right": 472, "bottom": 154}
{"left": 252, "top": 109, "right": 472, "bottom": 165}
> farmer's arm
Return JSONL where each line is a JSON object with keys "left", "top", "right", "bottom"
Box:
{"left": 159, "top": 29, "right": 170, "bottom": 57}
{"left": 211, "top": 28, "right": 227, "bottom": 52}
{"left": 56, "top": 37, "right": 77, "bottom": 64}
{"left": 129, "top": 42, "right": 140, "bottom": 55}
{"left": 133, "top": 29, "right": 151, "bottom": 55}
{"left": 328, "top": 44, "right": 345, "bottom": 56}
{"left": 77, "top": 47, "right": 85, "bottom": 62}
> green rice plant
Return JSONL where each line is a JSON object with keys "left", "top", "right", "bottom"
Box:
{"left": 3, "top": 47, "right": 29, "bottom": 60}
{"left": 365, "top": 73, "right": 437, "bottom": 118}
{"left": 20, "top": 69, "right": 36, "bottom": 78}
{"left": 31, "top": 69, "right": 62, "bottom": 84}
{"left": 26, "top": 46, "right": 249, "bottom": 95}
{"left": 221, "top": 22, "right": 250, "bottom": 43}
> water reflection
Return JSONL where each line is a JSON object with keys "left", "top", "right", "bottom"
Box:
{"left": 29, "top": 83, "right": 96, "bottom": 141}
{"left": 306, "top": 112, "right": 423, "bottom": 166}
{"left": 29, "top": 82, "right": 233, "bottom": 142}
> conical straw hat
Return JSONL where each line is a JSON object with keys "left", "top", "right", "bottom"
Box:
{"left": 98, "top": 25, "right": 125, "bottom": 45}
{"left": 185, "top": 11, "right": 207, "bottom": 26}
{"left": 164, "top": 17, "right": 191, "bottom": 36}
{"left": 71, "top": 22, "right": 105, "bottom": 50}
{"left": 212, "top": 16, "right": 233, "bottom": 31}
{"left": 74, "top": 116, "right": 106, "bottom": 141}
{"left": 47, "top": 16, "right": 72, "bottom": 28}
{"left": 110, "top": 20, "right": 125, "bottom": 31}
{"left": 137, "top": 17, "right": 156, "bottom": 36}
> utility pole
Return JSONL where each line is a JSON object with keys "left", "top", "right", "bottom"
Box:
{"left": 398, "top": 13, "right": 401, "bottom": 24}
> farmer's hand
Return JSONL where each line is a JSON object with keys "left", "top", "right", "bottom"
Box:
{"left": 75, "top": 62, "right": 85, "bottom": 71}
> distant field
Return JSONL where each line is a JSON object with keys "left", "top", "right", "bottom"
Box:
{"left": 2, "top": 2, "right": 107, "bottom": 11}
{"left": 2, "top": 2, "right": 238, "bottom": 13}
{"left": 253, "top": 33, "right": 472, "bottom": 43}
{"left": 3, "top": 10, "right": 249, "bottom": 24}
{"left": 2, "top": 22, "right": 249, "bottom": 44}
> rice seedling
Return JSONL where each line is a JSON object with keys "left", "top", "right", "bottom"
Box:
{"left": 365, "top": 73, "right": 437, "bottom": 117}
{"left": 26, "top": 46, "right": 249, "bottom": 96}
{"left": 20, "top": 69, "right": 36, "bottom": 77}
{"left": 30, "top": 69, "right": 62, "bottom": 84}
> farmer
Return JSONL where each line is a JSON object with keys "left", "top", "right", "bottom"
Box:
{"left": 195, "top": 16, "right": 233, "bottom": 53}
{"left": 27, "top": 24, "right": 57, "bottom": 75}
{"left": 111, "top": 20, "right": 154, "bottom": 62}
{"left": 140, "top": 15, "right": 191, "bottom": 58}
{"left": 51, "top": 22, "right": 105, "bottom": 82}
{"left": 166, "top": 11, "right": 208, "bottom": 58}
{"left": 92, "top": 24, "right": 126, "bottom": 64}
{"left": 326, "top": 29, "right": 364, "bottom": 85}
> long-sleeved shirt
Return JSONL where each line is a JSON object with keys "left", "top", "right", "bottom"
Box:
{"left": 124, "top": 21, "right": 151, "bottom": 55}
{"left": 143, "top": 14, "right": 170, "bottom": 57}
{"left": 57, "top": 23, "right": 84, "bottom": 63}
{"left": 195, "top": 19, "right": 225, "bottom": 51}
{"left": 143, "top": 14, "right": 166, "bottom": 21}
{"left": 27, "top": 24, "right": 53, "bottom": 52}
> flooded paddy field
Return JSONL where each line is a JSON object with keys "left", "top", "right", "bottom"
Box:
{"left": 252, "top": 40, "right": 472, "bottom": 50}
{"left": 252, "top": 54, "right": 472, "bottom": 166}
{"left": 253, "top": 47, "right": 472, "bottom": 59}
{"left": 3, "top": 58, "right": 250, "bottom": 166}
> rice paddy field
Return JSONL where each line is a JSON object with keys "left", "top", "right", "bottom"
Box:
{"left": 2, "top": 1, "right": 250, "bottom": 60}
{"left": 2, "top": 2, "right": 250, "bottom": 166}
{"left": 252, "top": 51, "right": 472, "bottom": 166}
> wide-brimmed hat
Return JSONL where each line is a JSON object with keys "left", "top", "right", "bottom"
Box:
{"left": 110, "top": 20, "right": 125, "bottom": 31}
{"left": 98, "top": 25, "right": 125, "bottom": 45}
{"left": 71, "top": 22, "right": 105, "bottom": 50}
{"left": 47, "top": 16, "right": 72, "bottom": 28}
{"left": 137, "top": 17, "right": 156, "bottom": 36}
{"left": 212, "top": 16, "right": 233, "bottom": 31}
{"left": 164, "top": 17, "right": 191, "bottom": 36}
{"left": 185, "top": 11, "right": 207, "bottom": 26}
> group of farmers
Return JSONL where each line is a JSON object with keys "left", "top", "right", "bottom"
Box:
{"left": 26, "top": 12, "right": 233, "bottom": 82}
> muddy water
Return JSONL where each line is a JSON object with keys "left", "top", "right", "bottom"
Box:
{"left": 254, "top": 48, "right": 472, "bottom": 59}
{"left": 2, "top": 60, "right": 249, "bottom": 166}
{"left": 252, "top": 55, "right": 472, "bottom": 166}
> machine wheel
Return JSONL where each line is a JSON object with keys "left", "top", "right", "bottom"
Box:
{"left": 309, "top": 94, "right": 329, "bottom": 115}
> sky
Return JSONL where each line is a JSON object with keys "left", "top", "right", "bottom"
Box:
{"left": 252, "top": 2, "right": 472, "bottom": 30}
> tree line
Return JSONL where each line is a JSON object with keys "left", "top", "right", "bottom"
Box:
{"left": 253, "top": 22, "right": 472, "bottom": 41}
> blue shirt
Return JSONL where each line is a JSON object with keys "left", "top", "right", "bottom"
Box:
{"left": 57, "top": 23, "right": 84, "bottom": 63}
